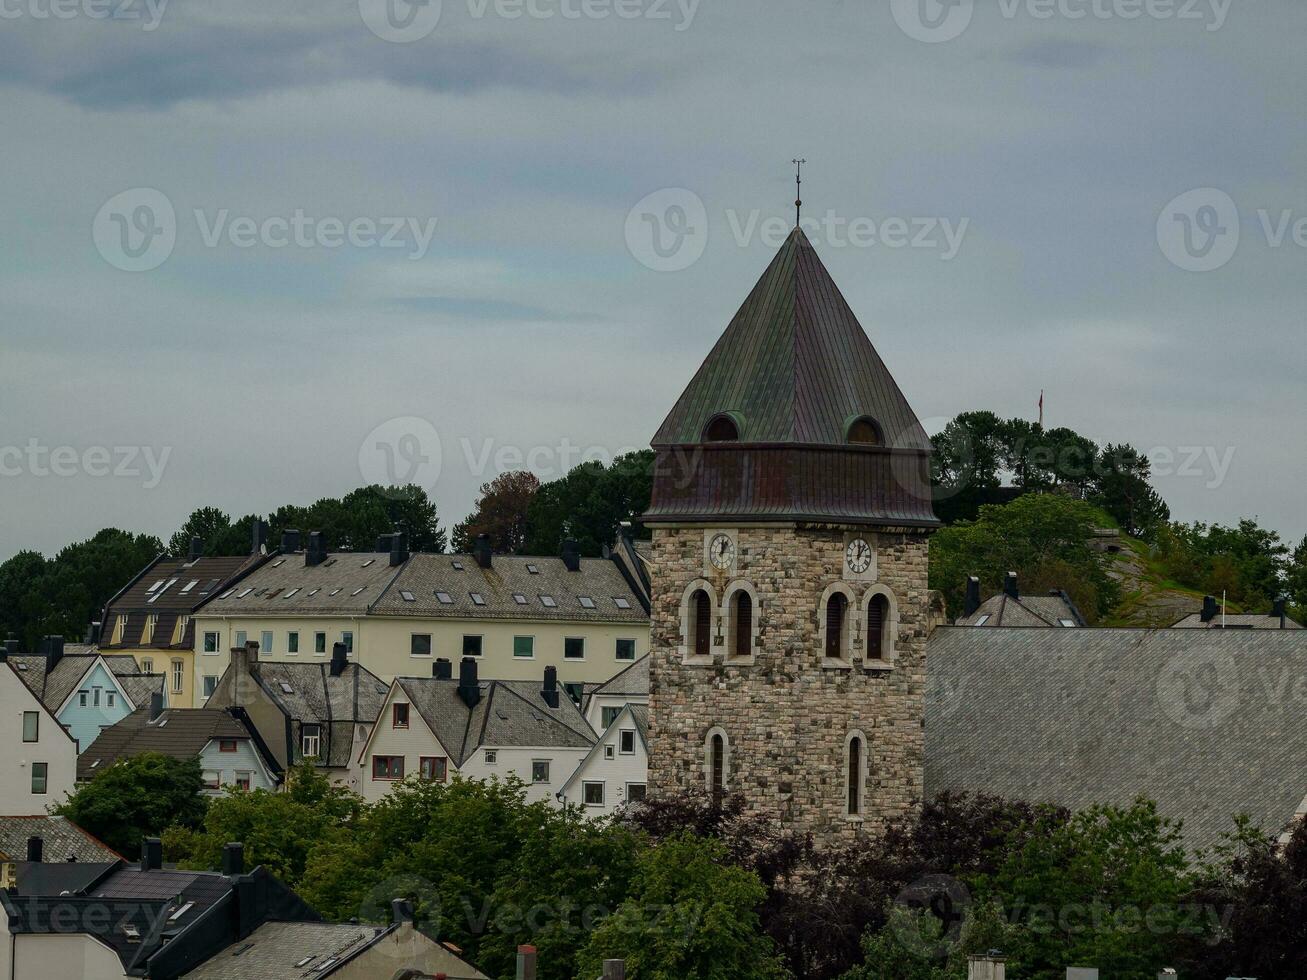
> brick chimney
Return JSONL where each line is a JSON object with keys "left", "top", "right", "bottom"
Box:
{"left": 458, "top": 657, "right": 480, "bottom": 708}
{"left": 561, "top": 539, "right": 581, "bottom": 572}
{"left": 964, "top": 576, "right": 981, "bottom": 617}
{"left": 474, "top": 533, "right": 492, "bottom": 569}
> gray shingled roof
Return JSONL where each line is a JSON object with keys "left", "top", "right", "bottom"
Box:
{"left": 102, "top": 554, "right": 264, "bottom": 651}
{"left": 955, "top": 593, "right": 1083, "bottom": 628}
{"left": 244, "top": 661, "right": 389, "bottom": 768}
{"left": 78, "top": 707, "right": 256, "bottom": 779}
{"left": 1172, "top": 612, "right": 1303, "bottom": 630}
{"left": 0, "top": 815, "right": 121, "bottom": 863}
{"left": 925, "top": 627, "right": 1307, "bottom": 851}
{"left": 395, "top": 677, "right": 595, "bottom": 767}
{"left": 589, "top": 655, "right": 650, "bottom": 698}
{"left": 199, "top": 553, "right": 406, "bottom": 616}
{"left": 373, "top": 554, "right": 648, "bottom": 623}
{"left": 9, "top": 653, "right": 165, "bottom": 711}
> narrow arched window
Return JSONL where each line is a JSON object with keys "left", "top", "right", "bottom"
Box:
{"left": 847, "top": 417, "right": 882, "bottom": 446}
{"left": 692, "top": 589, "right": 711, "bottom": 657}
{"left": 866, "top": 594, "right": 888, "bottom": 659}
{"left": 847, "top": 735, "right": 863, "bottom": 816}
{"left": 733, "top": 591, "right": 752, "bottom": 658}
{"left": 710, "top": 733, "right": 725, "bottom": 803}
{"left": 704, "top": 415, "right": 739, "bottom": 442}
{"left": 826, "top": 592, "right": 848, "bottom": 659}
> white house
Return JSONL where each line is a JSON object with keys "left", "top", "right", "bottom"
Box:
{"left": 582, "top": 655, "right": 649, "bottom": 733}
{"left": 0, "top": 659, "right": 77, "bottom": 814}
{"left": 558, "top": 703, "right": 649, "bottom": 817}
{"left": 355, "top": 659, "right": 594, "bottom": 804}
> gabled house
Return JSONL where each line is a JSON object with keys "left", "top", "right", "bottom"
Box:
{"left": 7, "top": 637, "right": 167, "bottom": 751}
{"left": 0, "top": 815, "right": 120, "bottom": 866}
{"left": 100, "top": 532, "right": 271, "bottom": 708}
{"left": 582, "top": 654, "right": 649, "bottom": 733}
{"left": 954, "top": 574, "right": 1085, "bottom": 627}
{"left": 355, "top": 659, "right": 595, "bottom": 803}
{"left": 558, "top": 703, "right": 649, "bottom": 817}
{"left": 78, "top": 698, "right": 280, "bottom": 795}
{"left": 0, "top": 838, "right": 319, "bottom": 980}
{"left": 0, "top": 658, "right": 77, "bottom": 814}
{"left": 204, "top": 641, "right": 389, "bottom": 791}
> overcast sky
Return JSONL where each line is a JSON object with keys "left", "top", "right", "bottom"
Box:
{"left": 2, "top": 0, "right": 1304, "bottom": 561}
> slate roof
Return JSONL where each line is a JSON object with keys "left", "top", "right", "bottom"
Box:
{"left": 78, "top": 707, "right": 258, "bottom": 779}
{"left": 102, "top": 554, "right": 263, "bottom": 651}
{"left": 589, "top": 655, "right": 650, "bottom": 698}
{"left": 372, "top": 554, "right": 649, "bottom": 623}
{"left": 198, "top": 552, "right": 407, "bottom": 616}
{"left": 239, "top": 661, "right": 388, "bottom": 768}
{"left": 955, "top": 592, "right": 1084, "bottom": 628}
{"left": 652, "top": 227, "right": 932, "bottom": 451}
{"left": 394, "top": 677, "right": 595, "bottom": 767}
{"left": 1172, "top": 612, "right": 1303, "bottom": 630}
{"left": 0, "top": 815, "right": 121, "bottom": 863}
{"left": 925, "top": 627, "right": 1307, "bottom": 851}
{"left": 8, "top": 653, "right": 165, "bottom": 712}
{"left": 181, "top": 921, "right": 386, "bottom": 979}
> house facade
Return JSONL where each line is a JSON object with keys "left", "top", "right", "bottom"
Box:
{"left": 645, "top": 228, "right": 943, "bottom": 837}
{"left": 559, "top": 703, "right": 649, "bottom": 817}
{"left": 0, "top": 660, "right": 77, "bottom": 814}
{"left": 582, "top": 654, "right": 649, "bottom": 733}
{"left": 355, "top": 660, "right": 593, "bottom": 804}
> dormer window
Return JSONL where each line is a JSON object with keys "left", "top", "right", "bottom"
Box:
{"left": 846, "top": 416, "right": 882, "bottom": 446}
{"left": 703, "top": 414, "right": 739, "bottom": 442}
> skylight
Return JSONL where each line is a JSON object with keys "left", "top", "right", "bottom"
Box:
{"left": 470, "top": 592, "right": 486, "bottom": 606}
{"left": 294, "top": 957, "right": 314, "bottom": 968}
{"left": 579, "top": 596, "right": 596, "bottom": 609}
{"left": 614, "top": 597, "right": 631, "bottom": 609}
{"left": 279, "top": 682, "right": 294, "bottom": 694}
{"left": 238, "top": 588, "right": 254, "bottom": 599}
{"left": 1059, "top": 619, "right": 1076, "bottom": 627}
{"left": 451, "top": 560, "right": 464, "bottom": 570}
{"left": 526, "top": 564, "right": 539, "bottom": 574}
{"left": 401, "top": 591, "right": 416, "bottom": 602}
{"left": 974, "top": 615, "right": 990, "bottom": 626}
{"left": 307, "top": 588, "right": 320, "bottom": 597}
{"left": 540, "top": 595, "right": 557, "bottom": 608}
{"left": 362, "top": 559, "right": 375, "bottom": 568}
{"left": 284, "top": 589, "right": 299, "bottom": 599}
{"left": 435, "top": 591, "right": 453, "bottom": 604}
{"left": 168, "top": 902, "right": 195, "bottom": 922}
{"left": 351, "top": 587, "right": 366, "bottom": 597}
{"left": 329, "top": 588, "right": 342, "bottom": 596}
{"left": 273, "top": 559, "right": 286, "bottom": 568}
{"left": 512, "top": 593, "right": 528, "bottom": 605}
{"left": 146, "top": 580, "right": 164, "bottom": 593}
{"left": 180, "top": 580, "right": 198, "bottom": 594}
{"left": 218, "top": 589, "right": 235, "bottom": 600}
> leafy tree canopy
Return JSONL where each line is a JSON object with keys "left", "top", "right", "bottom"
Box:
{"left": 450, "top": 470, "right": 540, "bottom": 554}
{"left": 523, "top": 450, "right": 654, "bottom": 557}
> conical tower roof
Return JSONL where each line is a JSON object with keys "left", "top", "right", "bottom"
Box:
{"left": 653, "top": 227, "right": 931, "bottom": 451}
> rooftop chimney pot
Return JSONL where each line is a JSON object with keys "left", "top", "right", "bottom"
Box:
{"left": 541, "top": 665, "right": 559, "bottom": 709}
{"left": 1002, "top": 572, "right": 1019, "bottom": 600}
{"left": 433, "top": 658, "right": 452, "bottom": 680}
{"left": 189, "top": 536, "right": 203, "bottom": 561}
{"left": 330, "top": 642, "right": 348, "bottom": 678}
{"left": 251, "top": 519, "right": 267, "bottom": 555}
{"left": 26, "top": 836, "right": 43, "bottom": 863}
{"left": 222, "top": 842, "right": 244, "bottom": 877}
{"left": 141, "top": 837, "right": 163, "bottom": 872}
{"left": 390, "top": 531, "right": 409, "bottom": 567}
{"left": 562, "top": 539, "right": 581, "bottom": 572}
{"left": 964, "top": 576, "right": 982, "bottom": 617}
{"left": 473, "top": 533, "right": 492, "bottom": 569}
{"left": 306, "top": 531, "right": 327, "bottom": 567}
{"left": 458, "top": 657, "right": 480, "bottom": 708}
{"left": 1201, "top": 595, "right": 1219, "bottom": 623}
{"left": 280, "top": 529, "right": 302, "bottom": 554}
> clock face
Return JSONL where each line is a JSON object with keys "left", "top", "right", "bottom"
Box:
{"left": 845, "top": 538, "right": 873, "bottom": 574}
{"left": 708, "top": 533, "right": 736, "bottom": 569}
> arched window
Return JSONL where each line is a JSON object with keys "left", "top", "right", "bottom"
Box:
{"left": 847, "top": 417, "right": 882, "bottom": 446}
{"left": 733, "top": 590, "right": 752, "bottom": 659}
{"left": 847, "top": 735, "right": 863, "bottom": 816}
{"left": 703, "top": 415, "right": 739, "bottom": 442}
{"left": 705, "top": 728, "right": 729, "bottom": 803}
{"left": 825, "top": 592, "right": 848, "bottom": 659}
{"left": 866, "top": 594, "right": 888, "bottom": 659}
{"left": 692, "top": 589, "right": 712, "bottom": 658}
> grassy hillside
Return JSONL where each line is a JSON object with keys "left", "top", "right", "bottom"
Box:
{"left": 1100, "top": 533, "right": 1242, "bottom": 627}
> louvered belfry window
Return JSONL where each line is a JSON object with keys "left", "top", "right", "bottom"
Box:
{"left": 693, "top": 590, "right": 711, "bottom": 657}
{"left": 825, "top": 592, "right": 847, "bottom": 658}
{"left": 734, "top": 591, "right": 752, "bottom": 658}
{"left": 866, "top": 595, "right": 887, "bottom": 659}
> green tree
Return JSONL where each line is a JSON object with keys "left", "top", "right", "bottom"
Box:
{"left": 929, "top": 494, "right": 1118, "bottom": 621}
{"left": 576, "top": 832, "right": 789, "bottom": 980}
{"left": 450, "top": 471, "right": 541, "bottom": 554}
{"left": 164, "top": 763, "right": 361, "bottom": 886}
{"left": 523, "top": 451, "right": 653, "bottom": 556}
{"left": 168, "top": 507, "right": 236, "bottom": 556}
{"left": 1091, "top": 444, "right": 1170, "bottom": 537}
{"left": 931, "top": 411, "right": 1009, "bottom": 524}
{"left": 56, "top": 753, "right": 207, "bottom": 858}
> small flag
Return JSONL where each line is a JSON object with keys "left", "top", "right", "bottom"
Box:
{"left": 1038, "top": 390, "right": 1044, "bottom": 428}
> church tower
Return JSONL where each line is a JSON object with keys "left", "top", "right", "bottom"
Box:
{"left": 644, "top": 228, "right": 940, "bottom": 835}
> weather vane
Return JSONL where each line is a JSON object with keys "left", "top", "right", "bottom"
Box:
{"left": 793, "top": 158, "right": 805, "bottom": 227}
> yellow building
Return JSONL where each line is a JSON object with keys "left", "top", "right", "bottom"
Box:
{"left": 100, "top": 544, "right": 268, "bottom": 707}
{"left": 190, "top": 534, "right": 650, "bottom": 703}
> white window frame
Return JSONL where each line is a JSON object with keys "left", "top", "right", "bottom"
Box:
{"left": 582, "top": 781, "right": 606, "bottom": 807}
